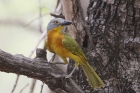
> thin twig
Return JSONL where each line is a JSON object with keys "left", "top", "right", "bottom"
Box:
{"left": 11, "top": 24, "right": 46, "bottom": 93}
{"left": 40, "top": 83, "right": 44, "bottom": 93}
{"left": 28, "top": 30, "right": 47, "bottom": 57}
{"left": 30, "top": 0, "right": 44, "bottom": 93}
{"left": 20, "top": 84, "right": 29, "bottom": 93}
{"left": 11, "top": 0, "right": 46, "bottom": 92}
{"left": 50, "top": 13, "right": 65, "bottom": 18}
{"left": 11, "top": 75, "right": 20, "bottom": 93}
{"left": 39, "top": 0, "right": 43, "bottom": 33}
{"left": 23, "top": 13, "right": 49, "bottom": 27}
{"left": 49, "top": 54, "right": 56, "bottom": 63}
{"left": 11, "top": 32, "right": 46, "bottom": 93}
{"left": 30, "top": 79, "right": 36, "bottom": 93}
{"left": 0, "top": 49, "right": 83, "bottom": 93}
{"left": 50, "top": 0, "right": 64, "bottom": 18}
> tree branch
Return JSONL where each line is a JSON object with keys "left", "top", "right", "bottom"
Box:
{"left": 61, "top": 0, "right": 87, "bottom": 46}
{"left": 0, "top": 48, "right": 83, "bottom": 93}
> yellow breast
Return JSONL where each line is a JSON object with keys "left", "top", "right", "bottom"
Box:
{"left": 47, "top": 27, "right": 69, "bottom": 55}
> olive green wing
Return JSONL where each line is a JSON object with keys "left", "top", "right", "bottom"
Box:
{"left": 62, "top": 33, "right": 86, "bottom": 59}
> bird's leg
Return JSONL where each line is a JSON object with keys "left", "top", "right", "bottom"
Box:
{"left": 65, "top": 61, "right": 79, "bottom": 78}
{"left": 65, "top": 65, "right": 78, "bottom": 78}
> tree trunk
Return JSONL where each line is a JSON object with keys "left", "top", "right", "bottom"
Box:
{"left": 68, "top": 0, "right": 140, "bottom": 93}
{"left": 0, "top": 0, "right": 139, "bottom": 93}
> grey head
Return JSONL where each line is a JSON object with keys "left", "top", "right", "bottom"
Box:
{"left": 47, "top": 18, "right": 72, "bottom": 32}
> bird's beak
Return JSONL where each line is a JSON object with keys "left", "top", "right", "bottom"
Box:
{"left": 60, "top": 20, "right": 72, "bottom": 26}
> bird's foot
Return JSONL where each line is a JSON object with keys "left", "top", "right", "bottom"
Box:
{"left": 64, "top": 73, "right": 72, "bottom": 78}
{"left": 64, "top": 66, "right": 78, "bottom": 78}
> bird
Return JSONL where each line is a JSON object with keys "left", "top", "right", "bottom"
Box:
{"left": 46, "top": 18, "right": 105, "bottom": 89}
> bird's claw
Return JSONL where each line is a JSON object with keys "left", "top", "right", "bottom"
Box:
{"left": 64, "top": 74, "right": 72, "bottom": 78}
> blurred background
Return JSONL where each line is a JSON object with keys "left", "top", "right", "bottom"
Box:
{"left": 0, "top": 0, "right": 90, "bottom": 92}
{"left": 0, "top": 0, "right": 57, "bottom": 93}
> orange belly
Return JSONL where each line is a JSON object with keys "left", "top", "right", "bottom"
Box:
{"left": 47, "top": 29, "right": 73, "bottom": 58}
{"left": 47, "top": 29, "right": 86, "bottom": 65}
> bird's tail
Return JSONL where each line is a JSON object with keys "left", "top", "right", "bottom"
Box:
{"left": 80, "top": 61, "right": 105, "bottom": 89}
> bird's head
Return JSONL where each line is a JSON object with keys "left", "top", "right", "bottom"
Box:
{"left": 47, "top": 18, "right": 72, "bottom": 32}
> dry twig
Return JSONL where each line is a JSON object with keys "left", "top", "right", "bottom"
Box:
{"left": 20, "top": 84, "right": 29, "bottom": 93}
{"left": 0, "top": 49, "right": 83, "bottom": 93}
{"left": 11, "top": 75, "right": 20, "bottom": 93}
{"left": 40, "top": 83, "right": 44, "bottom": 93}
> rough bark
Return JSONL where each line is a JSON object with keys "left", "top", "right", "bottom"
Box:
{"left": 62, "top": 0, "right": 104, "bottom": 92}
{"left": 1, "top": 0, "right": 140, "bottom": 93}
{"left": 87, "top": 0, "right": 140, "bottom": 92}
{"left": 68, "top": 0, "right": 140, "bottom": 93}
{"left": 61, "top": 0, "right": 86, "bottom": 46}
{"left": 61, "top": 0, "right": 140, "bottom": 93}
{"left": 0, "top": 49, "right": 84, "bottom": 93}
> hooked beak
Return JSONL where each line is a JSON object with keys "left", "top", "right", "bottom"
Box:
{"left": 60, "top": 20, "right": 72, "bottom": 26}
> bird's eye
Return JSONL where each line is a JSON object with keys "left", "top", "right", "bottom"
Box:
{"left": 54, "top": 20, "right": 58, "bottom": 24}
